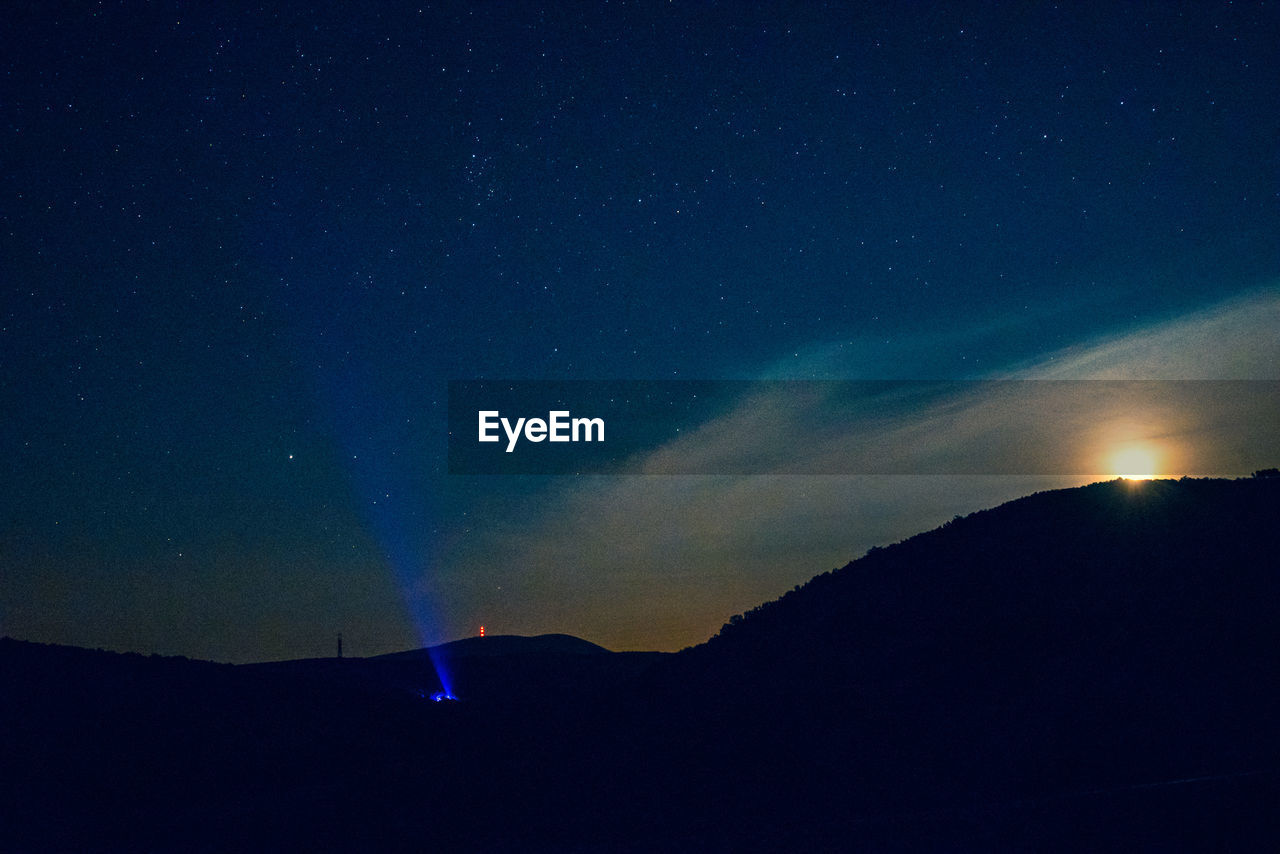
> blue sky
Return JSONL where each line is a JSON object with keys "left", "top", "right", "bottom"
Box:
{"left": 2, "top": 1, "right": 1277, "bottom": 659}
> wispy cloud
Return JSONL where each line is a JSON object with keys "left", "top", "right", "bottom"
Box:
{"left": 1006, "top": 288, "right": 1280, "bottom": 380}
{"left": 438, "top": 288, "right": 1280, "bottom": 650}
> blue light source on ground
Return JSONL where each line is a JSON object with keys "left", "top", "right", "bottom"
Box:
{"left": 314, "top": 358, "right": 456, "bottom": 704}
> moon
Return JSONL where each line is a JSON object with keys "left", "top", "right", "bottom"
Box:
{"left": 1109, "top": 445, "right": 1159, "bottom": 480}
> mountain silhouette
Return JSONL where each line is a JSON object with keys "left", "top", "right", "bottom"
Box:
{"left": 637, "top": 476, "right": 1280, "bottom": 848}
{"left": 234, "top": 632, "right": 665, "bottom": 707}
{"left": 2, "top": 476, "right": 1278, "bottom": 851}
{"left": 375, "top": 631, "right": 612, "bottom": 660}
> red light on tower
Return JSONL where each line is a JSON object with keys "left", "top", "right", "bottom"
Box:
{"left": 479, "top": 625, "right": 485, "bottom": 638}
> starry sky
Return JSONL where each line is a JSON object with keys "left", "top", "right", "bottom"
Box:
{"left": 3, "top": 1, "right": 1278, "bottom": 662}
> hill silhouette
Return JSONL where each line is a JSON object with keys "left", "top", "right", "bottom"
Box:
{"left": 2, "top": 476, "right": 1278, "bottom": 851}
{"left": 375, "top": 631, "right": 612, "bottom": 659}
{"left": 240, "top": 632, "right": 665, "bottom": 707}
{"left": 639, "top": 476, "right": 1280, "bottom": 847}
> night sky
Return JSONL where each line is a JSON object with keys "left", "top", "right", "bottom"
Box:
{"left": 3, "top": 1, "right": 1278, "bottom": 662}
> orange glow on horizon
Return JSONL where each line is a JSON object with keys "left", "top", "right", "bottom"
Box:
{"left": 1108, "top": 444, "right": 1160, "bottom": 480}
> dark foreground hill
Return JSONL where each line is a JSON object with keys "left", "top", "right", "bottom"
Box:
{"left": 240, "top": 631, "right": 665, "bottom": 706}
{"left": 642, "top": 476, "right": 1280, "bottom": 847}
{"left": 3, "top": 476, "right": 1279, "bottom": 851}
